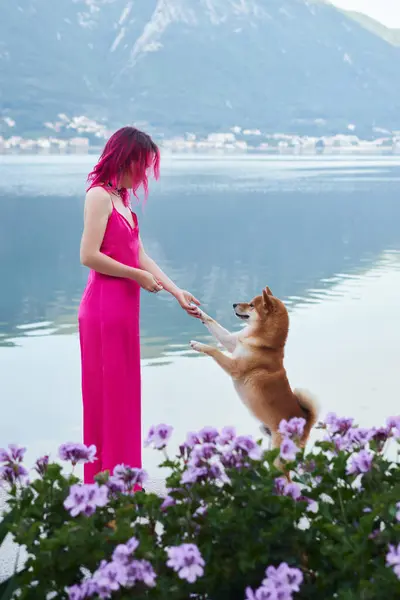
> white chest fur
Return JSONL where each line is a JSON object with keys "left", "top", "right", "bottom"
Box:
{"left": 232, "top": 341, "right": 251, "bottom": 359}
{"left": 233, "top": 379, "right": 250, "bottom": 408}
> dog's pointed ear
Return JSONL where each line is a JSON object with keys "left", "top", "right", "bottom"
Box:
{"left": 262, "top": 288, "right": 273, "bottom": 311}
{"left": 265, "top": 286, "right": 273, "bottom": 296}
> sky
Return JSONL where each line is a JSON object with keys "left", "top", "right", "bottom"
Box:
{"left": 330, "top": 0, "right": 400, "bottom": 28}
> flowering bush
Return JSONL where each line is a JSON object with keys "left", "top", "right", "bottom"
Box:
{"left": 0, "top": 414, "right": 399, "bottom": 599}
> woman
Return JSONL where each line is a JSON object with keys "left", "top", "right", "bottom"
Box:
{"left": 78, "top": 126, "right": 200, "bottom": 484}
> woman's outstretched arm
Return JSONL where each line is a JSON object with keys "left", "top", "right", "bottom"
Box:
{"left": 139, "top": 235, "right": 201, "bottom": 316}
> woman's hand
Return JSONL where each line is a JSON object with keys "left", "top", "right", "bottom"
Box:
{"left": 174, "top": 289, "right": 202, "bottom": 317}
{"left": 135, "top": 270, "right": 163, "bottom": 293}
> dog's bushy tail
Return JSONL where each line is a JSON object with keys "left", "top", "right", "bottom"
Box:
{"left": 293, "top": 388, "right": 320, "bottom": 442}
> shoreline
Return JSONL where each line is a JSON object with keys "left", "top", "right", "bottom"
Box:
{"left": 1, "top": 147, "right": 400, "bottom": 158}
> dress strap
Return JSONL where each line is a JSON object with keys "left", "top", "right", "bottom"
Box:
{"left": 131, "top": 211, "right": 138, "bottom": 228}
{"left": 98, "top": 183, "right": 116, "bottom": 208}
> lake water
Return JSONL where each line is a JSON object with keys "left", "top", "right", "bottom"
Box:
{"left": 0, "top": 154, "right": 400, "bottom": 479}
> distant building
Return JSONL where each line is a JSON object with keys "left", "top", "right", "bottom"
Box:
{"left": 207, "top": 132, "right": 236, "bottom": 144}
{"left": 69, "top": 137, "right": 90, "bottom": 150}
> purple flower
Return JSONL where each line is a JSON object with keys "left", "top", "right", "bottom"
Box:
{"left": 371, "top": 426, "right": 391, "bottom": 445}
{"left": 208, "top": 462, "right": 231, "bottom": 484}
{"left": 386, "top": 543, "right": 400, "bottom": 580}
{"left": 65, "top": 584, "right": 86, "bottom": 600}
{"left": 218, "top": 426, "right": 236, "bottom": 445}
{"left": 126, "top": 537, "right": 140, "bottom": 553}
{"left": 0, "top": 463, "right": 29, "bottom": 487}
{"left": 386, "top": 416, "right": 400, "bottom": 432}
{"left": 246, "top": 582, "right": 279, "bottom": 600}
{"left": 181, "top": 460, "right": 230, "bottom": 485}
{"left": 112, "top": 464, "right": 148, "bottom": 489}
{"left": 93, "top": 561, "right": 125, "bottom": 594}
{"left": 274, "top": 477, "right": 301, "bottom": 500}
{"left": 278, "top": 418, "right": 306, "bottom": 439}
{"left": 346, "top": 449, "right": 373, "bottom": 476}
{"left": 161, "top": 495, "right": 176, "bottom": 510}
{"left": 248, "top": 562, "right": 304, "bottom": 600}
{"left": 333, "top": 435, "right": 352, "bottom": 452}
{"left": 183, "top": 432, "right": 201, "bottom": 449}
{"left": 245, "top": 586, "right": 257, "bottom": 600}
{"left": 34, "top": 455, "right": 49, "bottom": 476}
{"left": 273, "top": 588, "right": 292, "bottom": 600}
{"left": 220, "top": 449, "right": 242, "bottom": 469}
{"left": 66, "top": 579, "right": 97, "bottom": 599}
{"left": 112, "top": 545, "right": 132, "bottom": 566}
{"left": 107, "top": 476, "right": 125, "bottom": 495}
{"left": 166, "top": 543, "right": 205, "bottom": 583}
{"left": 280, "top": 437, "right": 299, "bottom": 462}
{"left": 58, "top": 443, "right": 96, "bottom": 465}
{"left": 91, "top": 554, "right": 155, "bottom": 591}
{"left": 299, "top": 496, "right": 319, "bottom": 513}
{"left": 190, "top": 443, "right": 216, "bottom": 465}
{"left": 181, "top": 466, "right": 208, "bottom": 485}
{"left": 234, "top": 436, "right": 262, "bottom": 460}
{"left": 347, "top": 427, "right": 374, "bottom": 447}
{"left": 325, "top": 413, "right": 354, "bottom": 435}
{"left": 72, "top": 543, "right": 156, "bottom": 598}
{"left": 283, "top": 482, "right": 302, "bottom": 501}
{"left": 135, "top": 560, "right": 157, "bottom": 587}
{"left": 112, "top": 538, "right": 139, "bottom": 565}
{"left": 145, "top": 424, "right": 173, "bottom": 449}
{"left": 0, "top": 450, "right": 10, "bottom": 463}
{"left": 286, "top": 567, "right": 303, "bottom": 592}
{"left": 0, "top": 444, "right": 27, "bottom": 463}
{"left": 65, "top": 579, "right": 98, "bottom": 600}
{"left": 0, "top": 445, "right": 28, "bottom": 487}
{"left": 307, "top": 499, "right": 319, "bottom": 514}
{"left": 124, "top": 559, "right": 156, "bottom": 588}
{"left": 198, "top": 426, "right": 219, "bottom": 443}
{"left": 331, "top": 426, "right": 375, "bottom": 453}
{"left": 64, "top": 483, "right": 109, "bottom": 517}
{"left": 274, "top": 477, "right": 287, "bottom": 495}
{"left": 265, "top": 562, "right": 303, "bottom": 593}
{"left": 194, "top": 503, "right": 208, "bottom": 517}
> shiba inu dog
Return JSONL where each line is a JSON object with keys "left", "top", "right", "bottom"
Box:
{"left": 190, "top": 287, "right": 319, "bottom": 449}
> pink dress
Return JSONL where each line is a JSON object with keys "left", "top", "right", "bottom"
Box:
{"left": 78, "top": 201, "right": 141, "bottom": 483}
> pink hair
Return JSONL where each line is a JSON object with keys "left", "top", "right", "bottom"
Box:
{"left": 87, "top": 126, "right": 160, "bottom": 206}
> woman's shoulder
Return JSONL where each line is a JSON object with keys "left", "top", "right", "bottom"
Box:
{"left": 85, "top": 186, "right": 113, "bottom": 215}
{"left": 86, "top": 185, "right": 111, "bottom": 200}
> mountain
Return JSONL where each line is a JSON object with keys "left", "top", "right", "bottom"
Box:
{"left": 1, "top": 0, "right": 400, "bottom": 139}
{"left": 344, "top": 11, "right": 400, "bottom": 47}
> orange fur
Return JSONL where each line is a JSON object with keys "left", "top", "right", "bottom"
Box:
{"left": 190, "top": 286, "right": 319, "bottom": 450}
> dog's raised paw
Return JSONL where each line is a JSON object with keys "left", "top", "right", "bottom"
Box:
{"left": 190, "top": 340, "right": 204, "bottom": 352}
{"left": 195, "top": 308, "right": 208, "bottom": 323}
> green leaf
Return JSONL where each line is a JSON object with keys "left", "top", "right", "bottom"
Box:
{"left": 0, "top": 572, "right": 22, "bottom": 600}
{"left": 0, "top": 511, "right": 14, "bottom": 548}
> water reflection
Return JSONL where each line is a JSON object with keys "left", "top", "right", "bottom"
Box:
{"left": 1, "top": 248, "right": 399, "bottom": 477}
{"left": 0, "top": 156, "right": 400, "bottom": 362}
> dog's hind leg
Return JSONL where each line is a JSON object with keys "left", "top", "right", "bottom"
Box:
{"left": 196, "top": 310, "right": 238, "bottom": 353}
{"left": 270, "top": 431, "right": 291, "bottom": 478}
{"left": 260, "top": 425, "right": 272, "bottom": 450}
